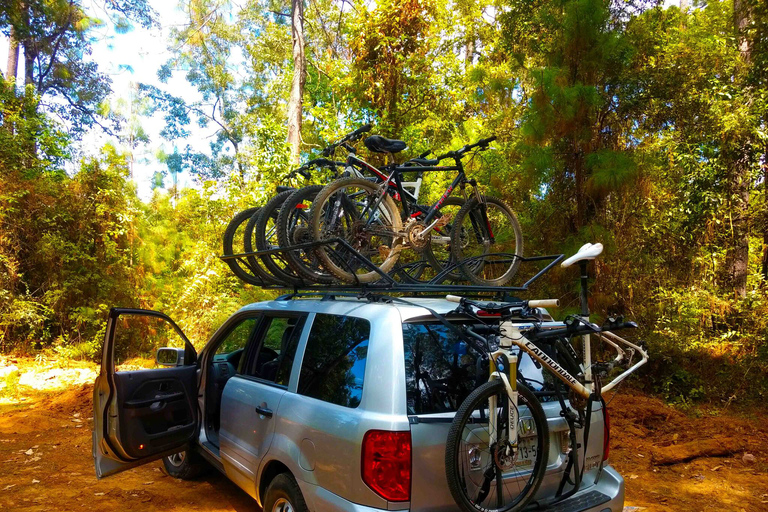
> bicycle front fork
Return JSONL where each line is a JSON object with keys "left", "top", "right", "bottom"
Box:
{"left": 489, "top": 350, "right": 519, "bottom": 455}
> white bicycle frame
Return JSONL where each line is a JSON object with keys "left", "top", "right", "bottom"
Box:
{"left": 486, "top": 320, "right": 648, "bottom": 456}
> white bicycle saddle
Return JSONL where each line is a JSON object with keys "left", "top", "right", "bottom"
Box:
{"left": 561, "top": 243, "right": 603, "bottom": 268}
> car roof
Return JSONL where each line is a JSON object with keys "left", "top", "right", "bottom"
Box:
{"left": 236, "top": 296, "right": 552, "bottom": 323}
{"left": 237, "top": 296, "right": 456, "bottom": 320}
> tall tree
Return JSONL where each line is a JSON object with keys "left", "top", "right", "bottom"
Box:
{"left": 724, "top": 0, "right": 754, "bottom": 298}
{"left": 286, "top": 0, "right": 306, "bottom": 165}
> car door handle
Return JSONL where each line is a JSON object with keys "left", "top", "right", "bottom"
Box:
{"left": 255, "top": 405, "right": 273, "bottom": 418}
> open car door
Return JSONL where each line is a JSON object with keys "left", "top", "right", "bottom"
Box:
{"left": 93, "top": 308, "right": 198, "bottom": 478}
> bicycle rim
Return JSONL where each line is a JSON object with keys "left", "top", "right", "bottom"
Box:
{"left": 445, "top": 380, "right": 548, "bottom": 512}
{"left": 249, "top": 190, "right": 303, "bottom": 286}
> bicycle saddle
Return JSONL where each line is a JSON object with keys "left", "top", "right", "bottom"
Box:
{"left": 561, "top": 242, "right": 603, "bottom": 267}
{"left": 364, "top": 135, "right": 407, "bottom": 154}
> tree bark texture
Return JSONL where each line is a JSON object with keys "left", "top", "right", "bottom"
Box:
{"left": 287, "top": 0, "right": 306, "bottom": 166}
{"left": 6, "top": 26, "right": 20, "bottom": 83}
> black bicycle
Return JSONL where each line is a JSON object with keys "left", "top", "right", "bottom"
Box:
{"left": 309, "top": 135, "right": 524, "bottom": 285}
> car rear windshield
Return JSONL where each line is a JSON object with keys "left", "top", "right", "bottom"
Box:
{"left": 403, "top": 320, "right": 548, "bottom": 415}
{"left": 403, "top": 322, "right": 481, "bottom": 415}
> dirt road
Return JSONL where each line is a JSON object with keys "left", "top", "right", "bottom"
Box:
{"left": 1, "top": 360, "right": 766, "bottom": 511}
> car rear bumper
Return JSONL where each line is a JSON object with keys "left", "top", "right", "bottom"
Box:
{"left": 532, "top": 465, "right": 625, "bottom": 512}
{"left": 298, "top": 480, "right": 395, "bottom": 512}
{"left": 296, "top": 465, "right": 623, "bottom": 512}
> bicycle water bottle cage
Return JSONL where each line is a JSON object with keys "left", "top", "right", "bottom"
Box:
{"left": 561, "top": 242, "right": 603, "bottom": 268}
{"left": 364, "top": 135, "right": 407, "bottom": 154}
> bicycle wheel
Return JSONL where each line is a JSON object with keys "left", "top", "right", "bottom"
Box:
{"left": 277, "top": 185, "right": 336, "bottom": 285}
{"left": 450, "top": 195, "right": 524, "bottom": 286}
{"left": 310, "top": 177, "right": 403, "bottom": 284}
{"left": 222, "top": 207, "right": 279, "bottom": 286}
{"left": 445, "top": 380, "right": 548, "bottom": 512}
{"left": 245, "top": 190, "right": 303, "bottom": 286}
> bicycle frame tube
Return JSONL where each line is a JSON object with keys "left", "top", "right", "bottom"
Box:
{"left": 422, "top": 169, "right": 466, "bottom": 224}
{"left": 501, "top": 321, "right": 591, "bottom": 400}
{"left": 347, "top": 153, "right": 466, "bottom": 224}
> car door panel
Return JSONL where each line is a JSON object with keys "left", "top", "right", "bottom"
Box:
{"left": 93, "top": 308, "right": 198, "bottom": 479}
{"left": 220, "top": 376, "right": 286, "bottom": 499}
{"left": 112, "top": 368, "right": 198, "bottom": 458}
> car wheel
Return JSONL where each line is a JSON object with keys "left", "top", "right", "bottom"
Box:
{"left": 161, "top": 450, "right": 209, "bottom": 480}
{"left": 264, "top": 473, "right": 308, "bottom": 512}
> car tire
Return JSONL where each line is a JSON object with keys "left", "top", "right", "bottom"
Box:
{"left": 263, "top": 473, "right": 309, "bottom": 512}
{"left": 161, "top": 450, "right": 209, "bottom": 480}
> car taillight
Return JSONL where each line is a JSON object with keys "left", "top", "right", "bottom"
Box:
{"left": 361, "top": 430, "right": 411, "bottom": 502}
{"left": 603, "top": 405, "right": 610, "bottom": 462}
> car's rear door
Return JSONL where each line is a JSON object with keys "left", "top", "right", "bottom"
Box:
{"left": 93, "top": 308, "right": 198, "bottom": 478}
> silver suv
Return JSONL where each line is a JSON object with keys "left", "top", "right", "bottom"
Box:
{"left": 92, "top": 296, "right": 624, "bottom": 512}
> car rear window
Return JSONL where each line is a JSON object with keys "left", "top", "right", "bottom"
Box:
{"left": 403, "top": 322, "right": 481, "bottom": 415}
{"left": 297, "top": 314, "right": 370, "bottom": 408}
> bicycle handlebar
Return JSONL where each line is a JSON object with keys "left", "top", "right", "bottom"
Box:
{"left": 321, "top": 124, "right": 373, "bottom": 156}
{"left": 528, "top": 299, "right": 560, "bottom": 308}
{"left": 446, "top": 295, "right": 558, "bottom": 310}
{"left": 435, "top": 135, "right": 497, "bottom": 162}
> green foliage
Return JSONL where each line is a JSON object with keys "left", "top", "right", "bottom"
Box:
{"left": 1, "top": 0, "right": 768, "bottom": 409}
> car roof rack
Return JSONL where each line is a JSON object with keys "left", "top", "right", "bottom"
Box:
{"left": 221, "top": 237, "right": 564, "bottom": 300}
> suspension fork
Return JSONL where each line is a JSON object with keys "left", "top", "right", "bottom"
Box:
{"left": 488, "top": 348, "right": 519, "bottom": 456}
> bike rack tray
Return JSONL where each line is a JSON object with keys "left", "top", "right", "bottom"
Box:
{"left": 220, "top": 237, "right": 564, "bottom": 298}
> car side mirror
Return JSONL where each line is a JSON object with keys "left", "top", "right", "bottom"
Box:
{"left": 156, "top": 347, "right": 185, "bottom": 367}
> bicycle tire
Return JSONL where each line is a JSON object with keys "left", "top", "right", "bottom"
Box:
{"left": 276, "top": 185, "right": 336, "bottom": 285}
{"left": 310, "top": 177, "right": 403, "bottom": 284}
{"left": 450, "top": 195, "right": 524, "bottom": 286}
{"left": 222, "top": 207, "right": 279, "bottom": 286}
{"left": 246, "top": 190, "right": 303, "bottom": 286}
{"left": 445, "top": 380, "right": 548, "bottom": 512}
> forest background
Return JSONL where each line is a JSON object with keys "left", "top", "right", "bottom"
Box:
{"left": 1, "top": 0, "right": 767, "bottom": 406}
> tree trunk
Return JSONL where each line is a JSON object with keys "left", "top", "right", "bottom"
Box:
{"left": 23, "top": 45, "right": 34, "bottom": 87}
{"left": 734, "top": 0, "right": 751, "bottom": 58}
{"left": 724, "top": 146, "right": 751, "bottom": 298}
{"left": 465, "top": 36, "right": 475, "bottom": 69}
{"left": 286, "top": 0, "right": 306, "bottom": 166}
{"left": 762, "top": 138, "right": 768, "bottom": 282}
{"left": 6, "top": 26, "right": 20, "bottom": 83}
{"left": 724, "top": 0, "right": 752, "bottom": 299}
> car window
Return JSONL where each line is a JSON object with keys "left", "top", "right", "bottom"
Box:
{"left": 213, "top": 316, "right": 260, "bottom": 373}
{"left": 246, "top": 315, "right": 306, "bottom": 386}
{"left": 403, "top": 321, "right": 549, "bottom": 415}
{"left": 297, "top": 314, "right": 370, "bottom": 408}
{"left": 403, "top": 322, "right": 480, "bottom": 415}
{"left": 112, "top": 314, "right": 188, "bottom": 372}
